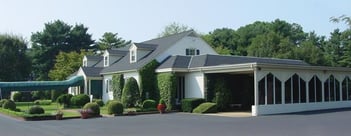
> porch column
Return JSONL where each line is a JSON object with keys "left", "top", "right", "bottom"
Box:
{"left": 252, "top": 70, "right": 259, "bottom": 116}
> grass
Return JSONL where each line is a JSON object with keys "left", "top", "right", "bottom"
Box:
{"left": 2, "top": 101, "right": 81, "bottom": 118}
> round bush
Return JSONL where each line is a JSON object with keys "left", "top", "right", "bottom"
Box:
{"left": 142, "top": 99, "right": 157, "bottom": 109}
{"left": 71, "top": 94, "right": 90, "bottom": 107}
{"left": 12, "top": 92, "right": 22, "bottom": 102}
{"left": 93, "top": 99, "right": 104, "bottom": 107}
{"left": 3, "top": 100, "right": 16, "bottom": 111}
{"left": 0, "top": 99, "right": 9, "bottom": 108}
{"left": 83, "top": 102, "right": 100, "bottom": 116}
{"left": 28, "top": 105, "right": 45, "bottom": 114}
{"left": 57, "top": 94, "right": 73, "bottom": 107}
{"left": 107, "top": 101, "right": 124, "bottom": 115}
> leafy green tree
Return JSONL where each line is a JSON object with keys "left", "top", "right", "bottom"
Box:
{"left": 330, "top": 15, "right": 351, "bottom": 28}
{"left": 202, "top": 28, "right": 237, "bottom": 55}
{"left": 158, "top": 22, "right": 192, "bottom": 37}
{"left": 30, "top": 20, "right": 95, "bottom": 80}
{"left": 97, "top": 32, "right": 131, "bottom": 50}
{"left": 0, "top": 34, "right": 31, "bottom": 82}
{"left": 48, "top": 51, "right": 88, "bottom": 80}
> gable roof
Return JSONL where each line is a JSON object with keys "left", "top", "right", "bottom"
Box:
{"left": 81, "top": 67, "right": 104, "bottom": 77}
{"left": 100, "top": 30, "right": 196, "bottom": 74}
{"left": 157, "top": 54, "right": 310, "bottom": 70}
{"left": 85, "top": 56, "right": 103, "bottom": 67}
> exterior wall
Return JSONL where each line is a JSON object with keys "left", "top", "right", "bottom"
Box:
{"left": 252, "top": 68, "right": 351, "bottom": 116}
{"left": 102, "top": 74, "right": 113, "bottom": 102}
{"left": 184, "top": 72, "right": 205, "bottom": 98}
{"left": 102, "top": 71, "right": 140, "bottom": 102}
{"left": 253, "top": 101, "right": 351, "bottom": 115}
{"left": 156, "top": 36, "right": 218, "bottom": 62}
{"left": 68, "top": 68, "right": 86, "bottom": 96}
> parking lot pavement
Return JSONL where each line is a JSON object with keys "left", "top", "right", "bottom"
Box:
{"left": 1, "top": 110, "right": 351, "bottom": 136}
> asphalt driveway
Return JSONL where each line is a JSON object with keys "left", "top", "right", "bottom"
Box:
{"left": 1, "top": 109, "right": 351, "bottom": 136}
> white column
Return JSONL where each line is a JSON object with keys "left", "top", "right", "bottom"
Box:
{"left": 282, "top": 82, "right": 285, "bottom": 104}
{"left": 339, "top": 81, "right": 343, "bottom": 101}
{"left": 322, "top": 83, "right": 325, "bottom": 102}
{"left": 252, "top": 70, "right": 259, "bottom": 116}
{"left": 306, "top": 82, "right": 309, "bottom": 103}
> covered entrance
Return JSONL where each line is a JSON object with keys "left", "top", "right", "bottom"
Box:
{"left": 205, "top": 72, "right": 254, "bottom": 112}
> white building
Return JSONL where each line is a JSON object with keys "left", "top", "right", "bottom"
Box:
{"left": 70, "top": 30, "right": 351, "bottom": 116}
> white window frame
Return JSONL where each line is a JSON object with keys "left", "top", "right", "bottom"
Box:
{"left": 130, "top": 50, "right": 136, "bottom": 63}
{"left": 104, "top": 56, "right": 109, "bottom": 67}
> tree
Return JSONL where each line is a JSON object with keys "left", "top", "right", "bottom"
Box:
{"left": 30, "top": 20, "right": 95, "bottom": 80}
{"left": 48, "top": 51, "right": 89, "bottom": 80}
{"left": 202, "top": 28, "right": 237, "bottom": 55}
{"left": 0, "top": 34, "right": 31, "bottom": 82}
{"left": 158, "top": 22, "right": 192, "bottom": 37}
{"left": 330, "top": 15, "right": 351, "bottom": 28}
{"left": 97, "top": 32, "right": 131, "bottom": 50}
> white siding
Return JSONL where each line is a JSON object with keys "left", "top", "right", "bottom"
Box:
{"left": 102, "top": 74, "right": 113, "bottom": 102}
{"left": 184, "top": 72, "right": 205, "bottom": 98}
{"left": 156, "top": 36, "right": 218, "bottom": 62}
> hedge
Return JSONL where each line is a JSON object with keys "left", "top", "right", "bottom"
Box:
{"left": 181, "top": 98, "right": 205, "bottom": 112}
{"left": 121, "top": 77, "right": 141, "bottom": 108}
{"left": 112, "top": 74, "right": 124, "bottom": 102}
{"left": 57, "top": 94, "right": 73, "bottom": 107}
{"left": 157, "top": 73, "right": 176, "bottom": 110}
{"left": 142, "top": 99, "right": 157, "bottom": 109}
{"left": 3, "top": 100, "right": 16, "bottom": 111}
{"left": 193, "top": 102, "right": 218, "bottom": 113}
{"left": 139, "top": 60, "right": 160, "bottom": 100}
{"left": 71, "top": 94, "right": 90, "bottom": 107}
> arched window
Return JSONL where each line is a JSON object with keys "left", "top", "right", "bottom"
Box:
{"left": 324, "top": 75, "right": 340, "bottom": 102}
{"left": 285, "top": 74, "right": 306, "bottom": 104}
{"left": 342, "top": 77, "right": 351, "bottom": 101}
{"left": 258, "top": 73, "right": 282, "bottom": 105}
{"left": 308, "top": 76, "right": 322, "bottom": 102}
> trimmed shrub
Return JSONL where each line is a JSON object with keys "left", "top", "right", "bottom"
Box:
{"left": 112, "top": 74, "right": 124, "bottom": 102}
{"left": 121, "top": 77, "right": 141, "bottom": 108}
{"left": 12, "top": 92, "right": 22, "bottom": 102}
{"left": 93, "top": 99, "right": 104, "bottom": 107}
{"left": 0, "top": 99, "right": 9, "bottom": 108}
{"left": 181, "top": 98, "right": 205, "bottom": 112}
{"left": 157, "top": 73, "right": 177, "bottom": 110}
{"left": 34, "top": 100, "right": 52, "bottom": 105}
{"left": 142, "top": 99, "right": 157, "bottom": 109}
{"left": 3, "top": 100, "right": 16, "bottom": 111}
{"left": 83, "top": 102, "right": 100, "bottom": 116}
{"left": 107, "top": 101, "right": 124, "bottom": 115}
{"left": 106, "top": 100, "right": 115, "bottom": 106}
{"left": 193, "top": 102, "right": 218, "bottom": 113}
{"left": 139, "top": 60, "right": 160, "bottom": 100}
{"left": 71, "top": 94, "right": 90, "bottom": 107}
{"left": 28, "top": 105, "right": 45, "bottom": 114}
{"left": 57, "top": 94, "right": 73, "bottom": 107}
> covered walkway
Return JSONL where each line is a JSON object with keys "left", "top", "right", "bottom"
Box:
{"left": 0, "top": 76, "right": 84, "bottom": 98}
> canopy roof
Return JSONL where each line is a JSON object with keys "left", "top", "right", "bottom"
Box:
{"left": 0, "top": 76, "right": 84, "bottom": 92}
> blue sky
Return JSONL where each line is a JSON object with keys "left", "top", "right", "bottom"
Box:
{"left": 0, "top": 0, "right": 350, "bottom": 42}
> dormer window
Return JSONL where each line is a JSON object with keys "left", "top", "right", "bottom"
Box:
{"left": 186, "top": 48, "right": 200, "bottom": 56}
{"left": 83, "top": 60, "right": 87, "bottom": 67}
{"left": 130, "top": 50, "right": 136, "bottom": 63}
{"left": 104, "top": 56, "right": 109, "bottom": 67}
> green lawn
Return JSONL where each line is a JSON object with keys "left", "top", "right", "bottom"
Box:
{"left": 15, "top": 102, "right": 80, "bottom": 117}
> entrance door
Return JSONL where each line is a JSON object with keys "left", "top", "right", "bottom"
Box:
{"left": 176, "top": 76, "right": 185, "bottom": 104}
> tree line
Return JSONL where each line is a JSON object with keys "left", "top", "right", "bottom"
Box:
{"left": 0, "top": 17, "right": 350, "bottom": 83}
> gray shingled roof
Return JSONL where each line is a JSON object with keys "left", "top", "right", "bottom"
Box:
{"left": 157, "top": 54, "right": 310, "bottom": 69}
{"left": 86, "top": 56, "right": 103, "bottom": 60}
{"left": 81, "top": 67, "right": 104, "bottom": 77}
{"left": 101, "top": 30, "right": 195, "bottom": 74}
{"left": 134, "top": 43, "right": 158, "bottom": 50}
{"left": 107, "top": 49, "right": 128, "bottom": 56}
